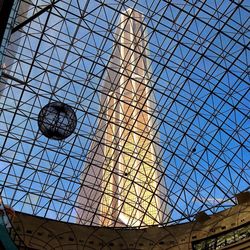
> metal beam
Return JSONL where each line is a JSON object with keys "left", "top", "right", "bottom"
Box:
{"left": 0, "top": 0, "right": 15, "bottom": 47}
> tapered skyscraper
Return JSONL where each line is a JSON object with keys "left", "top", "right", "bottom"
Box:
{"left": 77, "top": 8, "right": 168, "bottom": 227}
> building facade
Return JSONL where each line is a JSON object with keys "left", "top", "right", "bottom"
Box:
{"left": 77, "top": 8, "right": 168, "bottom": 227}
{"left": 0, "top": 0, "right": 31, "bottom": 100}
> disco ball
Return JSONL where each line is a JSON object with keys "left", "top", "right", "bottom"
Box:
{"left": 38, "top": 102, "right": 77, "bottom": 140}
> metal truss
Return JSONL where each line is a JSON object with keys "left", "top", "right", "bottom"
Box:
{"left": 0, "top": 0, "right": 249, "bottom": 228}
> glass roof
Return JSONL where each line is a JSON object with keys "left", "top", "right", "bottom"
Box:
{"left": 0, "top": 0, "right": 249, "bottom": 228}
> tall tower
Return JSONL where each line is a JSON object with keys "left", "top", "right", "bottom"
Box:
{"left": 77, "top": 8, "right": 168, "bottom": 227}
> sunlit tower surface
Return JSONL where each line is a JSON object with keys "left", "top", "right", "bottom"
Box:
{"left": 77, "top": 8, "right": 168, "bottom": 227}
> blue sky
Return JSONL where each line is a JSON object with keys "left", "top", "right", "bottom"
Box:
{"left": 0, "top": 0, "right": 249, "bottom": 225}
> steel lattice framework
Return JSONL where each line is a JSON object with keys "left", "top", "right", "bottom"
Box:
{"left": 0, "top": 0, "right": 249, "bottom": 228}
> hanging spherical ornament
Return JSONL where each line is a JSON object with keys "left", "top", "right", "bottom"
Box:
{"left": 38, "top": 102, "right": 77, "bottom": 140}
